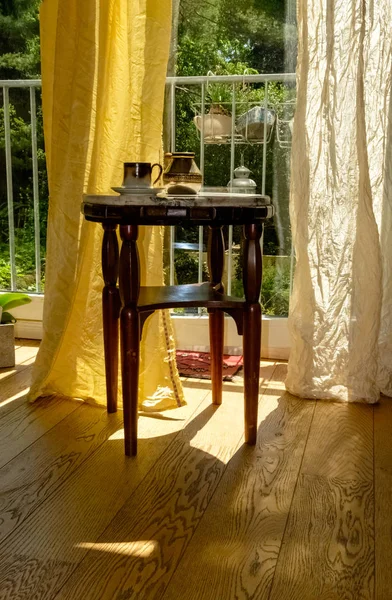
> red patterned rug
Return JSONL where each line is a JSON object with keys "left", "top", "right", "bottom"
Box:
{"left": 176, "top": 351, "right": 243, "bottom": 380}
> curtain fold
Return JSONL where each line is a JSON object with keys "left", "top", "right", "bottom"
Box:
{"left": 286, "top": 0, "right": 392, "bottom": 403}
{"left": 29, "top": 0, "right": 185, "bottom": 411}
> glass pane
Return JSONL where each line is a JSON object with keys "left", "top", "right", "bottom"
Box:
{"left": 165, "top": 0, "right": 297, "bottom": 316}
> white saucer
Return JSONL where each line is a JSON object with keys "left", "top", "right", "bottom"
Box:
{"left": 111, "top": 186, "right": 165, "bottom": 195}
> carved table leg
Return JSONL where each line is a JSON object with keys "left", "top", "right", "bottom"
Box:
{"left": 243, "top": 223, "right": 263, "bottom": 444}
{"left": 208, "top": 225, "right": 225, "bottom": 405}
{"left": 119, "top": 225, "right": 140, "bottom": 456}
{"left": 102, "top": 223, "right": 120, "bottom": 414}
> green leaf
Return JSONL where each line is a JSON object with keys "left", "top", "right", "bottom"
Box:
{"left": 1, "top": 312, "right": 16, "bottom": 324}
{"left": 0, "top": 292, "right": 32, "bottom": 312}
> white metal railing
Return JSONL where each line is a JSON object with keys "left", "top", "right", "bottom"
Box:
{"left": 165, "top": 73, "right": 296, "bottom": 296}
{"left": 1, "top": 79, "right": 42, "bottom": 292}
{"left": 1, "top": 74, "right": 295, "bottom": 309}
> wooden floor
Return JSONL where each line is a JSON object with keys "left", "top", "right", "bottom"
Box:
{"left": 0, "top": 341, "right": 391, "bottom": 600}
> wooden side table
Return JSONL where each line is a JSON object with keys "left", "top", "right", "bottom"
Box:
{"left": 82, "top": 193, "right": 274, "bottom": 456}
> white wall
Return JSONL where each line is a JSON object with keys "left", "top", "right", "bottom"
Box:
{"left": 172, "top": 315, "right": 290, "bottom": 359}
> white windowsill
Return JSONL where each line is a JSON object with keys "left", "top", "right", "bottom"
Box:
{"left": 5, "top": 294, "right": 291, "bottom": 360}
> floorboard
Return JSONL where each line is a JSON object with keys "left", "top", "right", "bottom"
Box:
{"left": 161, "top": 364, "right": 315, "bottom": 600}
{"left": 54, "top": 364, "right": 278, "bottom": 600}
{"left": 0, "top": 343, "right": 39, "bottom": 383}
{"left": 0, "top": 395, "right": 79, "bottom": 470}
{"left": 0, "top": 340, "right": 39, "bottom": 415}
{"left": 0, "top": 379, "right": 216, "bottom": 599}
{"left": 270, "top": 401, "right": 374, "bottom": 600}
{"left": 0, "top": 339, "right": 391, "bottom": 600}
{"left": 374, "top": 396, "right": 392, "bottom": 600}
{"left": 0, "top": 402, "right": 123, "bottom": 547}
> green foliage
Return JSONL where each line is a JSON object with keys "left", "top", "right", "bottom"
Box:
{"left": 232, "top": 252, "right": 291, "bottom": 316}
{"left": 172, "top": 0, "right": 296, "bottom": 316}
{"left": 0, "top": 0, "right": 295, "bottom": 320}
{"left": 0, "top": 237, "right": 45, "bottom": 292}
{"left": 0, "top": 290, "right": 31, "bottom": 323}
{"left": 0, "top": 99, "right": 48, "bottom": 287}
{"left": 0, "top": 0, "right": 41, "bottom": 79}
{"left": 0, "top": 290, "right": 31, "bottom": 311}
{"left": 174, "top": 250, "right": 208, "bottom": 285}
{"left": 0, "top": 2, "right": 47, "bottom": 294}
{"left": 177, "top": 0, "right": 296, "bottom": 75}
{"left": 260, "top": 256, "right": 291, "bottom": 316}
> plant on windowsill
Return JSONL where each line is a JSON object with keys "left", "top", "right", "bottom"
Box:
{"left": 0, "top": 293, "right": 32, "bottom": 368}
{"left": 193, "top": 73, "right": 234, "bottom": 141}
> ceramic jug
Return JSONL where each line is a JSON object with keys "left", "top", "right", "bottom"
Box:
{"left": 163, "top": 152, "right": 202, "bottom": 194}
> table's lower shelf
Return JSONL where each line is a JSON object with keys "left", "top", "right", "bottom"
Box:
{"left": 137, "top": 282, "right": 244, "bottom": 311}
{"left": 93, "top": 203, "right": 268, "bottom": 456}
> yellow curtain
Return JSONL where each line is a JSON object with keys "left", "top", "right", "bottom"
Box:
{"left": 29, "top": 0, "right": 185, "bottom": 411}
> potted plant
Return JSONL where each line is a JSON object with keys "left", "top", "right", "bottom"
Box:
{"left": 235, "top": 85, "right": 276, "bottom": 143}
{"left": 193, "top": 78, "right": 233, "bottom": 141}
{"left": 0, "top": 293, "right": 32, "bottom": 368}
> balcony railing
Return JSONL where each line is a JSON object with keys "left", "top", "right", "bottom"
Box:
{"left": 1, "top": 79, "right": 42, "bottom": 292}
{"left": 0, "top": 73, "right": 296, "bottom": 316}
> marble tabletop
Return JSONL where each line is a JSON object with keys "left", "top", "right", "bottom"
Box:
{"left": 83, "top": 191, "right": 271, "bottom": 208}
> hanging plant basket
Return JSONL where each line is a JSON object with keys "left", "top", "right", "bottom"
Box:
{"left": 193, "top": 105, "right": 233, "bottom": 144}
{"left": 236, "top": 106, "right": 276, "bottom": 143}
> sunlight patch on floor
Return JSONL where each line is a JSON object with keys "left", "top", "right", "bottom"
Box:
{"left": 0, "top": 388, "right": 29, "bottom": 407}
{"left": 0, "top": 368, "right": 18, "bottom": 382}
{"left": 76, "top": 540, "right": 159, "bottom": 558}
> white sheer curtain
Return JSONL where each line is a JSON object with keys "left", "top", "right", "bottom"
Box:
{"left": 286, "top": 0, "right": 392, "bottom": 403}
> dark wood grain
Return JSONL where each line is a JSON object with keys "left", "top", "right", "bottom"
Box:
{"left": 0, "top": 403, "right": 122, "bottom": 546}
{"left": 0, "top": 381, "right": 212, "bottom": 600}
{"left": 54, "top": 365, "right": 279, "bottom": 600}
{"left": 374, "top": 396, "right": 392, "bottom": 600}
{"left": 209, "top": 310, "right": 224, "bottom": 406}
{"left": 119, "top": 225, "right": 140, "bottom": 306}
{"left": 242, "top": 223, "right": 263, "bottom": 445}
{"left": 119, "top": 224, "right": 140, "bottom": 456}
{"left": 243, "top": 303, "right": 262, "bottom": 444}
{"left": 102, "top": 222, "right": 120, "bottom": 413}
{"left": 120, "top": 307, "right": 139, "bottom": 457}
{"left": 91, "top": 201, "right": 273, "bottom": 459}
{"left": 0, "top": 395, "right": 78, "bottom": 471}
{"left": 243, "top": 223, "right": 263, "bottom": 304}
{"left": 161, "top": 365, "right": 315, "bottom": 600}
{"left": 137, "top": 282, "right": 244, "bottom": 311}
{"left": 207, "top": 226, "right": 224, "bottom": 290}
{"left": 82, "top": 200, "right": 273, "bottom": 228}
{"left": 270, "top": 401, "right": 374, "bottom": 600}
{"left": 208, "top": 226, "right": 225, "bottom": 406}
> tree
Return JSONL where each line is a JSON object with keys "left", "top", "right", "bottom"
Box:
{"left": 171, "top": 0, "right": 295, "bottom": 313}
{"left": 0, "top": 0, "right": 295, "bottom": 312}
{"left": 0, "top": 0, "right": 46, "bottom": 291}
{"left": 0, "top": 0, "right": 40, "bottom": 79}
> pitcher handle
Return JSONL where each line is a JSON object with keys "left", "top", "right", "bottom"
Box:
{"left": 151, "top": 163, "right": 163, "bottom": 185}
